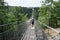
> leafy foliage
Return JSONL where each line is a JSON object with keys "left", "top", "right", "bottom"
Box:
{"left": 0, "top": 1, "right": 31, "bottom": 32}
{"left": 38, "top": 0, "right": 60, "bottom": 28}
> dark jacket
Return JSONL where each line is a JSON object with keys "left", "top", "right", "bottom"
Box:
{"left": 32, "top": 19, "right": 34, "bottom": 24}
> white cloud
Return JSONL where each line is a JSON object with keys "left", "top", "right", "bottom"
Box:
{"left": 4, "top": 0, "right": 42, "bottom": 7}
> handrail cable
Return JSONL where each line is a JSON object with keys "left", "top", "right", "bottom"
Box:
{"left": 40, "top": 22, "right": 60, "bottom": 34}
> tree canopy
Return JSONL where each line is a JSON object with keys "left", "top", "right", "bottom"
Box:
{"left": 38, "top": 0, "right": 60, "bottom": 28}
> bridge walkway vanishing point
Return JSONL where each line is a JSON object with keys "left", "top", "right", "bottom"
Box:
{"left": 21, "top": 19, "right": 37, "bottom": 40}
{"left": 21, "top": 19, "right": 48, "bottom": 40}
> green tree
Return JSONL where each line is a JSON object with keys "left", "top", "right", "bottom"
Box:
{"left": 38, "top": 0, "right": 60, "bottom": 28}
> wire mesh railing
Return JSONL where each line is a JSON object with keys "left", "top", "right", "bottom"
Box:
{"left": 0, "top": 21, "right": 28, "bottom": 40}
{"left": 35, "top": 21, "right": 48, "bottom": 40}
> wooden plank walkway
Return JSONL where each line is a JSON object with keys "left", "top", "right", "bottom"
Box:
{"left": 22, "top": 25, "right": 36, "bottom": 40}
{"left": 21, "top": 19, "right": 48, "bottom": 40}
{"left": 21, "top": 19, "right": 37, "bottom": 40}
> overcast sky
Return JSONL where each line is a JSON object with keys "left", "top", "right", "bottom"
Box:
{"left": 4, "top": 0, "right": 58, "bottom": 7}
{"left": 4, "top": 0, "right": 43, "bottom": 7}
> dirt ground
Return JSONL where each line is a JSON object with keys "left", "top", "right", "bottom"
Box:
{"left": 45, "top": 28, "right": 60, "bottom": 37}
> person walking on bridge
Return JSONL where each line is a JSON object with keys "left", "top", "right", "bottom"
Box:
{"left": 31, "top": 18, "right": 34, "bottom": 27}
{"left": 30, "top": 17, "right": 34, "bottom": 27}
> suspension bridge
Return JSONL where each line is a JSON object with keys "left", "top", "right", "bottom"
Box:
{"left": 0, "top": 18, "right": 60, "bottom": 40}
{"left": 0, "top": 0, "right": 60, "bottom": 40}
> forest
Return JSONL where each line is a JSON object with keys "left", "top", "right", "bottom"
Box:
{"left": 0, "top": 0, "right": 32, "bottom": 40}
{"left": 0, "top": 1, "right": 33, "bottom": 33}
{"left": 0, "top": 0, "right": 60, "bottom": 40}
{"left": 0, "top": 0, "right": 60, "bottom": 32}
{"left": 38, "top": 0, "right": 60, "bottom": 28}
